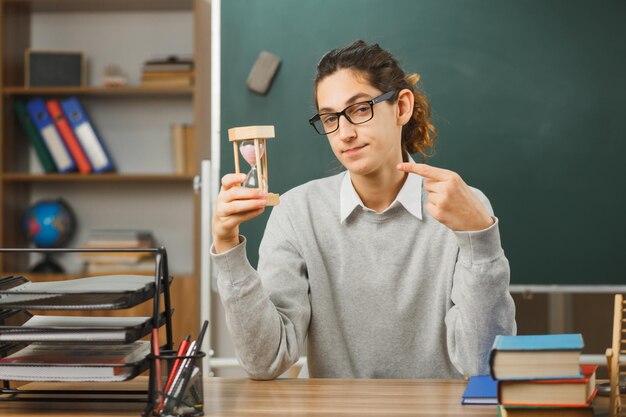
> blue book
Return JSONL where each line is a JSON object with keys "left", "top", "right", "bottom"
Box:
{"left": 60, "top": 97, "right": 114, "bottom": 173}
{"left": 490, "top": 334, "right": 584, "bottom": 380}
{"left": 461, "top": 375, "right": 497, "bottom": 405}
{"left": 25, "top": 98, "right": 76, "bottom": 173}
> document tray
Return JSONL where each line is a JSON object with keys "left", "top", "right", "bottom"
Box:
{"left": 0, "top": 275, "right": 172, "bottom": 310}
{"left": 0, "top": 311, "right": 168, "bottom": 344}
{"left": 0, "top": 341, "right": 151, "bottom": 382}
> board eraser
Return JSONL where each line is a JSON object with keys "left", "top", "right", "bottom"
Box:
{"left": 246, "top": 51, "right": 281, "bottom": 95}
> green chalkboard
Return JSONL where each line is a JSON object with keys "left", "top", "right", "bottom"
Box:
{"left": 221, "top": 0, "right": 626, "bottom": 285}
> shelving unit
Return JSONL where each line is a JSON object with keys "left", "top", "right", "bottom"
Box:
{"left": 0, "top": 0, "right": 211, "bottom": 345}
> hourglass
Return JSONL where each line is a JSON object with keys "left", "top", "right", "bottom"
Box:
{"left": 228, "top": 125, "right": 280, "bottom": 206}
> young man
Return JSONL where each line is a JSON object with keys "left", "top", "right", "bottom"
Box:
{"left": 212, "top": 40, "right": 516, "bottom": 379}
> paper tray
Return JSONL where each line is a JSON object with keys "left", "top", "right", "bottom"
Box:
{"left": 0, "top": 341, "right": 151, "bottom": 382}
{"left": 0, "top": 311, "right": 169, "bottom": 344}
{"left": 0, "top": 357, "right": 151, "bottom": 382}
{"left": 0, "top": 275, "right": 172, "bottom": 310}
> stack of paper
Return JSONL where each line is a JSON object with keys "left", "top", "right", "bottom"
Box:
{"left": 0, "top": 341, "right": 150, "bottom": 382}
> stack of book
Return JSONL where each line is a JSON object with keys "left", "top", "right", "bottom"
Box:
{"left": 490, "top": 334, "right": 597, "bottom": 417}
{"left": 14, "top": 96, "right": 114, "bottom": 174}
{"left": 80, "top": 229, "right": 156, "bottom": 274}
{"left": 141, "top": 55, "right": 193, "bottom": 88}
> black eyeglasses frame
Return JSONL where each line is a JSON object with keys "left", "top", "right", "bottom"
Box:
{"left": 308, "top": 90, "right": 396, "bottom": 135}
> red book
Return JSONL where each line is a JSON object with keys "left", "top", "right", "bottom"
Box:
{"left": 46, "top": 99, "right": 92, "bottom": 173}
{"left": 498, "top": 364, "right": 597, "bottom": 407}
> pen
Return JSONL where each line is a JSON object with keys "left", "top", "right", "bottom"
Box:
{"left": 195, "top": 320, "right": 209, "bottom": 352}
{"left": 163, "top": 340, "right": 196, "bottom": 412}
{"left": 158, "top": 334, "right": 190, "bottom": 412}
{"left": 164, "top": 335, "right": 190, "bottom": 393}
{"left": 172, "top": 320, "right": 209, "bottom": 409}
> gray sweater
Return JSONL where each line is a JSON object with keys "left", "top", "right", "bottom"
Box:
{"left": 212, "top": 172, "right": 516, "bottom": 379}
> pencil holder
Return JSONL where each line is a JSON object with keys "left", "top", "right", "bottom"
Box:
{"left": 150, "top": 349, "right": 205, "bottom": 417}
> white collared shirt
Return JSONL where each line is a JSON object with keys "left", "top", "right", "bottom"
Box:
{"left": 339, "top": 164, "right": 423, "bottom": 224}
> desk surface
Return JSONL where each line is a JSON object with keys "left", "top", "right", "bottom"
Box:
{"left": 205, "top": 378, "right": 495, "bottom": 416}
{"left": 0, "top": 377, "right": 609, "bottom": 417}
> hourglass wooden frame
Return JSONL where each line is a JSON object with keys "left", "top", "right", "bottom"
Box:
{"left": 228, "top": 125, "right": 280, "bottom": 206}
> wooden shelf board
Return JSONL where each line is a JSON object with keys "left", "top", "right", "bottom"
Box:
{"left": 2, "top": 86, "right": 194, "bottom": 96}
{"left": 1, "top": 0, "right": 193, "bottom": 13}
{"left": 1, "top": 173, "right": 195, "bottom": 182}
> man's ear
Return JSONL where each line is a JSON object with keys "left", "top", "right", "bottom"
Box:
{"left": 396, "top": 88, "right": 414, "bottom": 126}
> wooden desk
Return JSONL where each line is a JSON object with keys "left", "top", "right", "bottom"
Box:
{"left": 204, "top": 378, "right": 495, "bottom": 416}
{"left": 0, "top": 377, "right": 610, "bottom": 417}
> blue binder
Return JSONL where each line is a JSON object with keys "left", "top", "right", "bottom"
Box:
{"left": 60, "top": 97, "right": 114, "bottom": 173}
{"left": 25, "top": 98, "right": 76, "bottom": 173}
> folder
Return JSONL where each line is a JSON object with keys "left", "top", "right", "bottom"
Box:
{"left": 13, "top": 100, "right": 57, "bottom": 173}
{"left": 25, "top": 98, "right": 76, "bottom": 173}
{"left": 60, "top": 96, "right": 114, "bottom": 173}
{"left": 46, "top": 99, "right": 92, "bottom": 174}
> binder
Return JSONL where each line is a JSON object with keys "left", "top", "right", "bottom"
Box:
{"left": 25, "top": 97, "right": 76, "bottom": 173}
{"left": 46, "top": 99, "right": 92, "bottom": 174}
{"left": 13, "top": 100, "right": 57, "bottom": 173}
{"left": 60, "top": 96, "right": 114, "bottom": 173}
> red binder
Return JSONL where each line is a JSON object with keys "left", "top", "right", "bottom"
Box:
{"left": 46, "top": 99, "right": 92, "bottom": 174}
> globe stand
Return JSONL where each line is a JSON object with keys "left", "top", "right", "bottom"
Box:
{"left": 30, "top": 254, "right": 65, "bottom": 274}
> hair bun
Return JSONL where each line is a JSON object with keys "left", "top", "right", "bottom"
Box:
{"left": 406, "top": 73, "right": 421, "bottom": 86}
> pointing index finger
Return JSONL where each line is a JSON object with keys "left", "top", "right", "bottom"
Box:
{"left": 397, "top": 163, "right": 449, "bottom": 181}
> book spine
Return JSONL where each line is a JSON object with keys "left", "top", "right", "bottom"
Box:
{"left": 171, "top": 124, "right": 186, "bottom": 175}
{"left": 60, "top": 97, "right": 114, "bottom": 173}
{"left": 13, "top": 100, "right": 57, "bottom": 173}
{"left": 46, "top": 99, "right": 92, "bottom": 174}
{"left": 25, "top": 97, "right": 76, "bottom": 173}
{"left": 184, "top": 125, "right": 197, "bottom": 176}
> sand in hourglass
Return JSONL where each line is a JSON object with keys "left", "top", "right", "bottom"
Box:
{"left": 239, "top": 140, "right": 264, "bottom": 188}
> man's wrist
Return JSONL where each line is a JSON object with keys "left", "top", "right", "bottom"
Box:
{"left": 214, "top": 236, "right": 241, "bottom": 254}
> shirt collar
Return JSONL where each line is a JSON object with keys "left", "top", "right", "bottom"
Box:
{"left": 339, "top": 156, "right": 423, "bottom": 223}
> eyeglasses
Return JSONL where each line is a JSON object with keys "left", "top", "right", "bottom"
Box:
{"left": 308, "top": 90, "right": 396, "bottom": 135}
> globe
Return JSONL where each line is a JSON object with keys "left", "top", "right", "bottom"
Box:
{"left": 23, "top": 199, "right": 77, "bottom": 273}
{"left": 23, "top": 198, "right": 76, "bottom": 248}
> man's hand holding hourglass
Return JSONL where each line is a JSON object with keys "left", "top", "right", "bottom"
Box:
{"left": 212, "top": 172, "right": 268, "bottom": 254}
